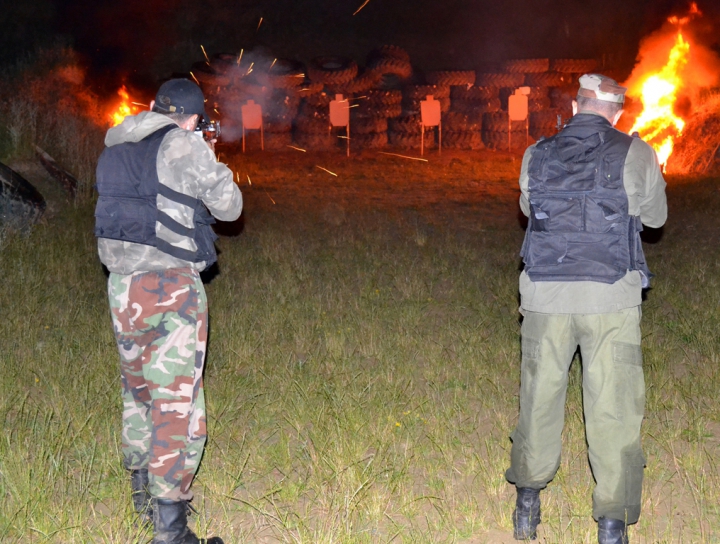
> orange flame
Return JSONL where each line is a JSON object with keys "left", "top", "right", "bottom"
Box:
{"left": 109, "top": 86, "right": 140, "bottom": 126}
{"left": 628, "top": 32, "right": 690, "bottom": 168}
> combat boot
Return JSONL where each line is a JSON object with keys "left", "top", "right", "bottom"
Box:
{"left": 152, "top": 498, "right": 224, "bottom": 544}
{"left": 597, "top": 517, "right": 628, "bottom": 544}
{"left": 130, "top": 468, "right": 152, "bottom": 522}
{"left": 512, "top": 487, "right": 541, "bottom": 540}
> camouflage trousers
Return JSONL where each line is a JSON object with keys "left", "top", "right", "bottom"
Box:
{"left": 108, "top": 267, "right": 208, "bottom": 501}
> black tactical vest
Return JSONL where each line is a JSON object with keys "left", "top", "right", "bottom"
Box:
{"left": 94, "top": 124, "right": 218, "bottom": 266}
{"left": 520, "top": 114, "right": 650, "bottom": 286}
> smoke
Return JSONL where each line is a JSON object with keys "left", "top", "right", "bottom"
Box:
{"left": 204, "top": 47, "right": 293, "bottom": 143}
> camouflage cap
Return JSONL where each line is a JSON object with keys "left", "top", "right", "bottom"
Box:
{"left": 577, "top": 74, "right": 627, "bottom": 104}
{"left": 152, "top": 79, "right": 209, "bottom": 121}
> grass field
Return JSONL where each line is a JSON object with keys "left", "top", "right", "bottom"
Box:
{"left": 2, "top": 147, "right": 720, "bottom": 543}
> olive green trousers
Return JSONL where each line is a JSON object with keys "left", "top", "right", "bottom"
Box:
{"left": 505, "top": 307, "right": 645, "bottom": 524}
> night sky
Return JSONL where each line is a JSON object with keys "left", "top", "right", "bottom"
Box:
{"left": 2, "top": 0, "right": 717, "bottom": 91}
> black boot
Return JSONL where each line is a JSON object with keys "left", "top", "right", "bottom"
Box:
{"left": 598, "top": 517, "right": 628, "bottom": 544}
{"left": 130, "top": 468, "right": 152, "bottom": 522}
{"left": 152, "top": 498, "right": 224, "bottom": 544}
{"left": 513, "top": 487, "right": 541, "bottom": 540}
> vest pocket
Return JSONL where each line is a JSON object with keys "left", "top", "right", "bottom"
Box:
{"left": 530, "top": 196, "right": 583, "bottom": 232}
{"left": 527, "top": 231, "right": 622, "bottom": 273}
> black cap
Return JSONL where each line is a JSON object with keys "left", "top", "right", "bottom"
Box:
{"left": 152, "top": 78, "right": 208, "bottom": 121}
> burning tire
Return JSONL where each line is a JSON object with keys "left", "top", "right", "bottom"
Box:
{"left": 353, "top": 131, "right": 389, "bottom": 149}
{"left": 550, "top": 58, "right": 598, "bottom": 73}
{"left": 524, "top": 71, "right": 577, "bottom": 87}
{"left": 259, "top": 59, "right": 306, "bottom": 89}
{"left": 451, "top": 98, "right": 502, "bottom": 115}
{"left": 0, "top": 162, "right": 46, "bottom": 232}
{"left": 443, "top": 131, "right": 484, "bottom": 150}
{"left": 450, "top": 86, "right": 498, "bottom": 101}
{"left": 352, "top": 117, "right": 388, "bottom": 134}
{"left": 426, "top": 71, "right": 476, "bottom": 87}
{"left": 475, "top": 72, "right": 525, "bottom": 88}
{"left": 502, "top": 58, "right": 551, "bottom": 73}
{"left": 308, "top": 57, "right": 359, "bottom": 86}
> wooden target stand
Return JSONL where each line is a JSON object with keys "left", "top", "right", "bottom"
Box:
{"left": 420, "top": 95, "right": 441, "bottom": 156}
{"left": 507, "top": 87, "right": 530, "bottom": 151}
{"left": 329, "top": 94, "right": 350, "bottom": 157}
{"left": 241, "top": 100, "right": 263, "bottom": 152}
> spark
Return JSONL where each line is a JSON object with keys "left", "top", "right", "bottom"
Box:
{"left": 378, "top": 152, "right": 429, "bottom": 162}
{"left": 353, "top": 0, "right": 371, "bottom": 16}
{"left": 214, "top": 108, "right": 220, "bottom": 114}
{"left": 349, "top": 104, "right": 359, "bottom": 108}
{"left": 257, "top": 17, "right": 263, "bottom": 31}
{"left": 131, "top": 102, "right": 149, "bottom": 107}
{"left": 189, "top": 72, "right": 200, "bottom": 85}
{"left": 287, "top": 145, "right": 307, "bottom": 152}
{"left": 337, "top": 135, "right": 351, "bottom": 139}
{"left": 315, "top": 165, "right": 338, "bottom": 176}
{"left": 263, "top": 188, "right": 275, "bottom": 204}
{"left": 201, "top": 45, "right": 210, "bottom": 63}
{"left": 237, "top": 49, "right": 244, "bottom": 65}
{"left": 236, "top": 172, "right": 240, "bottom": 183}
{"left": 247, "top": 175, "right": 252, "bottom": 185}
{"left": 246, "top": 62, "right": 254, "bottom": 76}
{"left": 269, "top": 58, "right": 277, "bottom": 71}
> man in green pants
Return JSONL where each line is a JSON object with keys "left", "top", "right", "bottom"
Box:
{"left": 505, "top": 74, "right": 667, "bottom": 544}
{"left": 96, "top": 79, "right": 242, "bottom": 543}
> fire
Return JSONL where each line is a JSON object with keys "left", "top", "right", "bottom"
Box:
{"left": 624, "top": 3, "right": 706, "bottom": 169}
{"left": 628, "top": 32, "right": 689, "bottom": 167}
{"left": 109, "top": 86, "right": 140, "bottom": 126}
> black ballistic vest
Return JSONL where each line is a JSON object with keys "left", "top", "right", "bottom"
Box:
{"left": 520, "top": 114, "right": 651, "bottom": 286}
{"left": 94, "top": 125, "right": 218, "bottom": 266}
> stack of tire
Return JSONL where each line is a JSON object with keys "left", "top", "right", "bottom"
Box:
{"left": 351, "top": 90, "right": 402, "bottom": 149}
{"left": 442, "top": 111, "right": 484, "bottom": 149}
{"left": 524, "top": 58, "right": 598, "bottom": 140}
{"left": 388, "top": 114, "right": 435, "bottom": 149}
{"left": 475, "top": 61, "right": 538, "bottom": 149}
{"left": 297, "top": 48, "right": 413, "bottom": 150}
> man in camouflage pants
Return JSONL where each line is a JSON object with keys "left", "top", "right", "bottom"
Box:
{"left": 95, "top": 79, "right": 241, "bottom": 544}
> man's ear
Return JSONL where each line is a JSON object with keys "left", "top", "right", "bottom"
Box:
{"left": 572, "top": 100, "right": 578, "bottom": 116}
{"left": 180, "top": 114, "right": 199, "bottom": 131}
{"left": 612, "top": 109, "right": 624, "bottom": 127}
